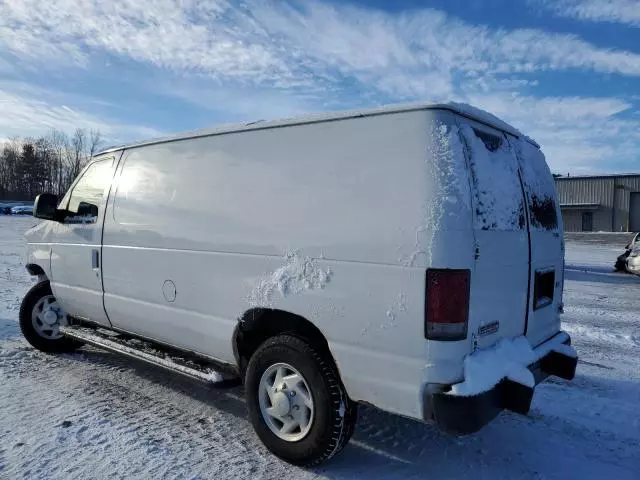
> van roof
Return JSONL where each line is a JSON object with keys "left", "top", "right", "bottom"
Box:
{"left": 97, "top": 101, "right": 535, "bottom": 155}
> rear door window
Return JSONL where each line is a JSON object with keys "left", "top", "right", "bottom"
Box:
{"left": 458, "top": 125, "right": 525, "bottom": 231}
{"left": 512, "top": 139, "right": 559, "bottom": 231}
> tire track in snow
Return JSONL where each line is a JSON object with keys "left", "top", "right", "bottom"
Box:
{"left": 0, "top": 342, "right": 287, "bottom": 479}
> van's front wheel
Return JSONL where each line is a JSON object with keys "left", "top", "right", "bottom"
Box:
{"left": 19, "top": 281, "right": 81, "bottom": 353}
{"left": 245, "top": 335, "right": 357, "bottom": 466}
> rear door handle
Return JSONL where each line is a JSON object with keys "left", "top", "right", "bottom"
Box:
{"left": 92, "top": 249, "right": 100, "bottom": 269}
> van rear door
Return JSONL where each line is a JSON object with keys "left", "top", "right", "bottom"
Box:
{"left": 456, "top": 120, "right": 529, "bottom": 349}
{"left": 510, "top": 138, "right": 563, "bottom": 347}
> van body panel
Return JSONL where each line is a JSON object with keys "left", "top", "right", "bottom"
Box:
{"left": 24, "top": 103, "right": 567, "bottom": 424}
{"left": 24, "top": 221, "right": 55, "bottom": 279}
{"left": 99, "top": 109, "right": 476, "bottom": 414}
{"left": 103, "top": 110, "right": 470, "bottom": 266}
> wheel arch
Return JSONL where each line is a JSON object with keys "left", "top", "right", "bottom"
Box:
{"left": 25, "top": 263, "right": 49, "bottom": 282}
{"left": 26, "top": 263, "right": 45, "bottom": 276}
{"left": 233, "top": 308, "right": 341, "bottom": 379}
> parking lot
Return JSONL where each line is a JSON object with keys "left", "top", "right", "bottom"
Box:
{"left": 1, "top": 216, "right": 638, "bottom": 479}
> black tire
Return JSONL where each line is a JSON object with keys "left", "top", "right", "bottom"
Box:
{"left": 19, "top": 281, "right": 81, "bottom": 353}
{"left": 245, "top": 334, "right": 357, "bottom": 466}
{"left": 614, "top": 255, "right": 627, "bottom": 271}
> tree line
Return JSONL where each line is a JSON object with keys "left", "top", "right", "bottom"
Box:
{"left": 0, "top": 129, "right": 102, "bottom": 201}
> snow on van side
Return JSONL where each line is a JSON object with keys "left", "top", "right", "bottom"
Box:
{"left": 427, "top": 124, "right": 471, "bottom": 213}
{"left": 405, "top": 123, "right": 471, "bottom": 266}
{"left": 249, "top": 252, "right": 332, "bottom": 306}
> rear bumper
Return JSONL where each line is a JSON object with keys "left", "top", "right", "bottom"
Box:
{"left": 423, "top": 331, "right": 577, "bottom": 435}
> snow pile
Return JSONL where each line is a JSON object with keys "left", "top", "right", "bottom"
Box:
{"left": 249, "top": 252, "right": 332, "bottom": 306}
{"left": 459, "top": 124, "right": 524, "bottom": 231}
{"left": 450, "top": 336, "right": 536, "bottom": 397}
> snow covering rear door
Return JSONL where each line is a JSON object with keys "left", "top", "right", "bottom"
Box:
{"left": 510, "top": 138, "right": 563, "bottom": 347}
{"left": 457, "top": 120, "right": 528, "bottom": 350}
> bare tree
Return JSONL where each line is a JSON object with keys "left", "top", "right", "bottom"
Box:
{"left": 0, "top": 138, "right": 22, "bottom": 199}
{"left": 49, "top": 129, "right": 70, "bottom": 197}
{"left": 68, "top": 128, "right": 86, "bottom": 187}
{"left": 0, "top": 128, "right": 103, "bottom": 201}
{"left": 88, "top": 129, "right": 102, "bottom": 159}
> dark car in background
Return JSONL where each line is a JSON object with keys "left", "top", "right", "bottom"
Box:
{"left": 0, "top": 203, "right": 34, "bottom": 215}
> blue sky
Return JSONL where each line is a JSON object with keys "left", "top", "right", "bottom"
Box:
{"left": 0, "top": 0, "right": 639, "bottom": 174}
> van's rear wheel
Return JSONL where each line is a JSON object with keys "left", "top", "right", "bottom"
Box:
{"left": 19, "top": 281, "right": 81, "bottom": 353}
{"left": 245, "top": 335, "right": 357, "bottom": 466}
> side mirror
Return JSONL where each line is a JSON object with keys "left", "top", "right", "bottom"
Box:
{"left": 33, "top": 193, "right": 59, "bottom": 221}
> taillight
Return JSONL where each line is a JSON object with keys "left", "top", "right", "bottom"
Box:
{"left": 425, "top": 269, "right": 470, "bottom": 341}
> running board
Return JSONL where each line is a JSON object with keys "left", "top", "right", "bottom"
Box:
{"left": 60, "top": 326, "right": 240, "bottom": 387}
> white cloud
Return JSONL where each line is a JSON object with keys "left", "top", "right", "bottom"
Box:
{"left": 0, "top": 0, "right": 639, "bottom": 173}
{"left": 532, "top": 0, "right": 640, "bottom": 27}
{"left": 246, "top": 0, "right": 640, "bottom": 99}
{"left": 466, "top": 95, "right": 631, "bottom": 122}
{"left": 2, "top": 0, "right": 640, "bottom": 91}
{"left": 464, "top": 93, "right": 640, "bottom": 173}
{"left": 0, "top": 84, "right": 161, "bottom": 143}
{"left": 374, "top": 72, "right": 454, "bottom": 99}
{"left": 164, "top": 83, "right": 322, "bottom": 120}
{"left": 0, "top": 0, "right": 293, "bottom": 82}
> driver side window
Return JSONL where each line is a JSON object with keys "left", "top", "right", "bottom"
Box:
{"left": 64, "top": 159, "right": 113, "bottom": 222}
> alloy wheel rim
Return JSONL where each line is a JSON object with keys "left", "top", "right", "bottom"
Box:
{"left": 31, "top": 295, "right": 65, "bottom": 340}
{"left": 258, "top": 362, "right": 315, "bottom": 442}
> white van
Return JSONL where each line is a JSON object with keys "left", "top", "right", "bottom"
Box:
{"left": 21, "top": 102, "right": 577, "bottom": 466}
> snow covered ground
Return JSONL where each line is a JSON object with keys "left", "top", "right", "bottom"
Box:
{"left": 1, "top": 216, "right": 639, "bottom": 479}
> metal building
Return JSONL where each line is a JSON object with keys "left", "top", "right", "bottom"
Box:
{"left": 555, "top": 174, "right": 640, "bottom": 232}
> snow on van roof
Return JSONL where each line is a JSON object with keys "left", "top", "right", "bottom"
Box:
{"left": 97, "top": 101, "right": 532, "bottom": 155}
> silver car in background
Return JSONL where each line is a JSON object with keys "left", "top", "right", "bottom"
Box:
{"left": 626, "top": 233, "right": 640, "bottom": 275}
{"left": 615, "top": 233, "right": 640, "bottom": 275}
{"left": 10, "top": 205, "right": 34, "bottom": 215}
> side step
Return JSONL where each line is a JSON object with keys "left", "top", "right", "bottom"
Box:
{"left": 60, "top": 326, "right": 241, "bottom": 387}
